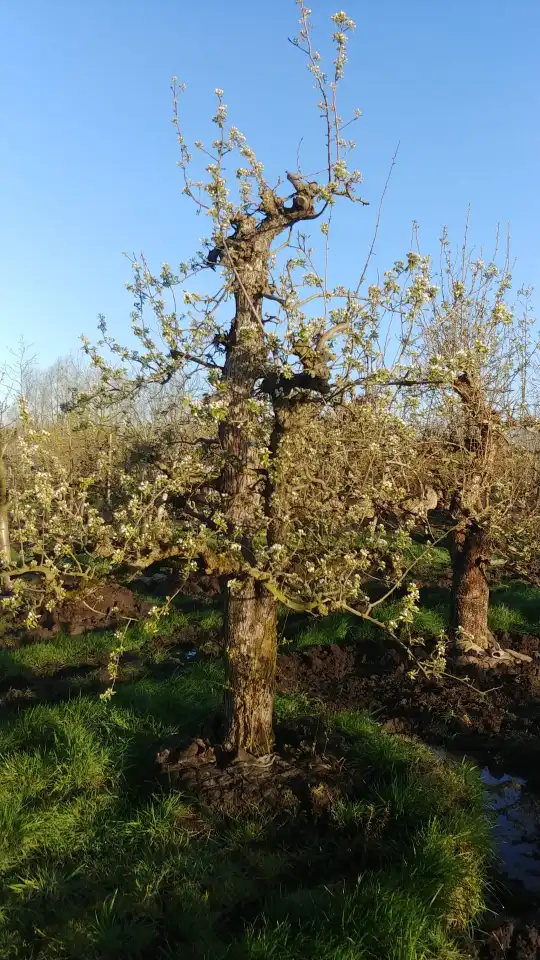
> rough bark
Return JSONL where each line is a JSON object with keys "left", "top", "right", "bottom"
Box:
{"left": 447, "top": 373, "right": 498, "bottom": 652}
{"left": 0, "top": 451, "right": 12, "bottom": 592}
{"left": 218, "top": 236, "right": 277, "bottom": 753}
{"left": 449, "top": 522, "right": 491, "bottom": 649}
{"left": 223, "top": 580, "right": 277, "bottom": 755}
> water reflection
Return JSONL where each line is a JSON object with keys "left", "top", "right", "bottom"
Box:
{"left": 482, "top": 767, "right": 540, "bottom": 892}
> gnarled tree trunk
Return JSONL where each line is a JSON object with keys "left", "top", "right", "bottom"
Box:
{"left": 216, "top": 181, "right": 322, "bottom": 754}
{"left": 447, "top": 374, "right": 498, "bottom": 653}
{"left": 0, "top": 450, "right": 12, "bottom": 593}
{"left": 449, "top": 522, "right": 491, "bottom": 649}
{"left": 218, "top": 229, "right": 280, "bottom": 754}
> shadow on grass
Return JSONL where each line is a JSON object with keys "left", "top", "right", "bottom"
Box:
{"left": 0, "top": 647, "right": 213, "bottom": 718}
{"left": 489, "top": 582, "right": 540, "bottom": 636}
{"left": 0, "top": 664, "right": 489, "bottom": 960}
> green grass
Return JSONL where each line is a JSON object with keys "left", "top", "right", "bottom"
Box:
{"left": 280, "top": 541, "right": 452, "bottom": 652}
{"left": 286, "top": 578, "right": 540, "bottom": 652}
{"left": 287, "top": 601, "right": 449, "bottom": 651}
{"left": 0, "top": 615, "right": 490, "bottom": 960}
{"left": 288, "top": 612, "right": 352, "bottom": 649}
{"left": 489, "top": 582, "right": 540, "bottom": 636}
{"left": 404, "top": 542, "right": 451, "bottom": 581}
{"left": 0, "top": 607, "right": 209, "bottom": 684}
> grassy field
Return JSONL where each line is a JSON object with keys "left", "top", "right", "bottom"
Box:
{"left": 0, "top": 597, "right": 493, "bottom": 960}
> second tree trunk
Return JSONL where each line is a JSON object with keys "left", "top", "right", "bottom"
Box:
{"left": 449, "top": 522, "right": 491, "bottom": 649}
{"left": 0, "top": 452, "right": 12, "bottom": 593}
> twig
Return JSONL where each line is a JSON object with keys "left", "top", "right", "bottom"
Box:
{"left": 356, "top": 143, "right": 400, "bottom": 295}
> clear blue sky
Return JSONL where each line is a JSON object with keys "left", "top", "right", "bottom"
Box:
{"left": 1, "top": 0, "right": 539, "bottom": 366}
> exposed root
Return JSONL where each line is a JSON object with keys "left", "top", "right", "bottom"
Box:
{"left": 496, "top": 647, "right": 533, "bottom": 664}
{"left": 456, "top": 637, "right": 533, "bottom": 666}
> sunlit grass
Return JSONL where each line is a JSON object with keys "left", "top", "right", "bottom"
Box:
{"left": 287, "top": 577, "right": 540, "bottom": 651}
{"left": 0, "top": 648, "right": 489, "bottom": 959}
{"left": 0, "top": 607, "right": 207, "bottom": 683}
{"left": 289, "top": 601, "right": 449, "bottom": 650}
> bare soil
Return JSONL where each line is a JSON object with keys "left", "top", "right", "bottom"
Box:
{"left": 156, "top": 716, "right": 359, "bottom": 820}
{"left": 472, "top": 922, "right": 540, "bottom": 960}
{"left": 37, "top": 583, "right": 152, "bottom": 638}
{"left": 277, "top": 635, "right": 540, "bottom": 784}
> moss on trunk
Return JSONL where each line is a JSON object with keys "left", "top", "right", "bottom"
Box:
{"left": 223, "top": 579, "right": 277, "bottom": 755}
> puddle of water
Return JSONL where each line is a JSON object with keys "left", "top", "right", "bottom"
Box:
{"left": 432, "top": 747, "right": 540, "bottom": 892}
{"left": 481, "top": 766, "right": 540, "bottom": 892}
{"left": 167, "top": 646, "right": 198, "bottom": 664}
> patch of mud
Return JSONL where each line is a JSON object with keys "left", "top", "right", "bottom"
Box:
{"left": 156, "top": 716, "right": 358, "bottom": 820}
{"left": 472, "top": 922, "right": 540, "bottom": 959}
{"left": 35, "top": 583, "right": 152, "bottom": 639}
{"left": 277, "top": 636, "right": 540, "bottom": 784}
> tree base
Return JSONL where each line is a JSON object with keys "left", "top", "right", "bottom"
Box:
{"left": 156, "top": 717, "right": 356, "bottom": 819}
